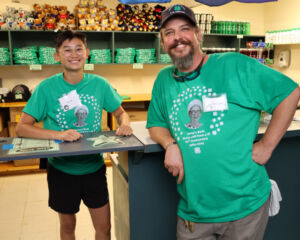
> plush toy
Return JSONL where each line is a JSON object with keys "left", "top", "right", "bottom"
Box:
{"left": 15, "top": 7, "right": 29, "bottom": 19}
{"left": 79, "top": 0, "right": 89, "bottom": 8}
{"left": 22, "top": 16, "right": 34, "bottom": 30}
{"left": 17, "top": 17, "right": 26, "bottom": 29}
{"left": 89, "top": 7, "right": 97, "bottom": 19}
{"left": 33, "top": 18, "right": 43, "bottom": 30}
{"left": 6, "top": 6, "right": 16, "bottom": 18}
{"left": 58, "top": 7, "right": 68, "bottom": 21}
{"left": 1, "top": 17, "right": 14, "bottom": 30}
{"left": 55, "top": 18, "right": 67, "bottom": 31}
{"left": 0, "top": 15, "right": 5, "bottom": 29}
{"left": 50, "top": 8, "right": 58, "bottom": 19}
{"left": 96, "top": 0, "right": 103, "bottom": 7}
{"left": 45, "top": 17, "right": 56, "bottom": 30}
{"left": 88, "top": 0, "right": 96, "bottom": 9}
{"left": 86, "top": 17, "right": 97, "bottom": 31}
{"left": 67, "top": 15, "right": 76, "bottom": 30}
{"left": 78, "top": 18, "right": 87, "bottom": 30}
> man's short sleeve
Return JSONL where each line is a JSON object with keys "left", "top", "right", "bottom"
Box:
{"left": 247, "top": 58, "right": 298, "bottom": 113}
{"left": 146, "top": 75, "right": 169, "bottom": 129}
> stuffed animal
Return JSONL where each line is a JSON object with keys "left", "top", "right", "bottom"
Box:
{"left": 17, "top": 17, "right": 26, "bottom": 30}
{"left": 22, "top": 16, "right": 34, "bottom": 30}
{"left": 6, "top": 6, "right": 16, "bottom": 18}
{"left": 78, "top": 18, "right": 87, "bottom": 30}
{"left": 88, "top": 0, "right": 96, "bottom": 9}
{"left": 67, "top": 15, "right": 76, "bottom": 30}
{"left": 45, "top": 17, "right": 56, "bottom": 30}
{"left": 50, "top": 8, "right": 58, "bottom": 19}
{"left": 58, "top": 7, "right": 68, "bottom": 21}
{"left": 86, "top": 17, "right": 97, "bottom": 31}
{"left": 55, "top": 18, "right": 67, "bottom": 31}
{"left": 33, "top": 18, "right": 43, "bottom": 30}
{"left": 0, "top": 15, "right": 5, "bottom": 29}
{"left": 1, "top": 17, "right": 14, "bottom": 30}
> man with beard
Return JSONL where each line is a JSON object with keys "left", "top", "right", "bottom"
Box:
{"left": 146, "top": 4, "right": 300, "bottom": 240}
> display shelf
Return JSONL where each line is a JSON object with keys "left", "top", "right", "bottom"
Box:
{"left": 0, "top": 30, "right": 265, "bottom": 66}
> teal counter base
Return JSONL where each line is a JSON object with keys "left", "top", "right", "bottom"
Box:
{"left": 113, "top": 134, "right": 300, "bottom": 240}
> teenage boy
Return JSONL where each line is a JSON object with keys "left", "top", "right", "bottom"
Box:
{"left": 16, "top": 31, "right": 132, "bottom": 240}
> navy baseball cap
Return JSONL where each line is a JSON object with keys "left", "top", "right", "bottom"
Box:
{"left": 160, "top": 4, "right": 197, "bottom": 28}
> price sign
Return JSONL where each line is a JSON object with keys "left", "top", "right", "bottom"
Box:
{"left": 84, "top": 64, "right": 94, "bottom": 71}
{"left": 29, "top": 64, "right": 42, "bottom": 71}
{"left": 133, "top": 63, "right": 144, "bottom": 69}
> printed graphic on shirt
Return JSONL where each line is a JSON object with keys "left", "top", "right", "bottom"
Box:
{"left": 185, "top": 99, "right": 203, "bottom": 129}
{"left": 74, "top": 104, "right": 88, "bottom": 127}
{"left": 169, "top": 86, "right": 226, "bottom": 154}
{"left": 56, "top": 90, "right": 102, "bottom": 133}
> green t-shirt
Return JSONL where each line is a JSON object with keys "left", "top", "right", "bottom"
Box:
{"left": 147, "top": 52, "right": 298, "bottom": 223}
{"left": 24, "top": 73, "right": 122, "bottom": 175}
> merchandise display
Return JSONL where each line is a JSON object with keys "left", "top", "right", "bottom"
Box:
{"left": 0, "top": 48, "right": 10, "bottom": 65}
{"left": 0, "top": 1, "right": 165, "bottom": 32}
{"left": 135, "top": 48, "right": 156, "bottom": 63}
{"left": 211, "top": 20, "right": 250, "bottom": 35}
{"left": 159, "top": 53, "right": 172, "bottom": 64}
{"left": 38, "top": 46, "right": 60, "bottom": 65}
{"left": 89, "top": 49, "right": 112, "bottom": 64}
{"left": 13, "top": 46, "right": 39, "bottom": 65}
{"left": 115, "top": 48, "right": 136, "bottom": 64}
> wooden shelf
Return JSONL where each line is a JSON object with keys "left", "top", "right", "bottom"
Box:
{"left": 0, "top": 159, "right": 111, "bottom": 176}
{"left": 0, "top": 102, "right": 27, "bottom": 108}
{"left": 0, "top": 161, "right": 44, "bottom": 175}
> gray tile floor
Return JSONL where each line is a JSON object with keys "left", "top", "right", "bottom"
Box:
{"left": 0, "top": 167, "right": 116, "bottom": 240}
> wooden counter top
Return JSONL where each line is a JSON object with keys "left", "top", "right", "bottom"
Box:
{"left": 121, "top": 93, "right": 151, "bottom": 102}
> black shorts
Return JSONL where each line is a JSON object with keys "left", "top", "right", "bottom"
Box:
{"left": 47, "top": 164, "right": 109, "bottom": 214}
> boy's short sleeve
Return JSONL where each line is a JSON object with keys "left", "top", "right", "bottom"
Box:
{"left": 23, "top": 83, "right": 48, "bottom": 122}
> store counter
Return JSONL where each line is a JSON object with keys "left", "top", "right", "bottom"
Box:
{"left": 111, "top": 120, "right": 300, "bottom": 240}
{"left": 0, "top": 131, "right": 144, "bottom": 162}
{"left": 0, "top": 120, "right": 299, "bottom": 240}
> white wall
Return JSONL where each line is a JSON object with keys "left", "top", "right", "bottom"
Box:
{"left": 264, "top": 0, "right": 300, "bottom": 84}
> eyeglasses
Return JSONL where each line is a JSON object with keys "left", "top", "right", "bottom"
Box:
{"left": 60, "top": 47, "right": 85, "bottom": 56}
{"left": 173, "top": 55, "right": 206, "bottom": 82}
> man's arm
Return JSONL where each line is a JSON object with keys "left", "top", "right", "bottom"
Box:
{"left": 16, "top": 112, "right": 82, "bottom": 142}
{"left": 149, "top": 126, "right": 184, "bottom": 183}
{"left": 112, "top": 106, "right": 132, "bottom": 136}
{"left": 253, "top": 87, "right": 300, "bottom": 165}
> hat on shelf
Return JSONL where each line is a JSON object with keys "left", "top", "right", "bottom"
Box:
{"left": 11, "top": 84, "right": 31, "bottom": 102}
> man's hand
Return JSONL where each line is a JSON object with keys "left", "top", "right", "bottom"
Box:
{"left": 116, "top": 124, "right": 133, "bottom": 136}
{"left": 164, "top": 144, "right": 184, "bottom": 184}
{"left": 252, "top": 140, "right": 273, "bottom": 165}
{"left": 57, "top": 129, "right": 83, "bottom": 142}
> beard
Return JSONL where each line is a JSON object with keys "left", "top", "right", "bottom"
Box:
{"left": 168, "top": 40, "right": 195, "bottom": 70}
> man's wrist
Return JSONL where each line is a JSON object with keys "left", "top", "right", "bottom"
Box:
{"left": 165, "top": 140, "right": 177, "bottom": 150}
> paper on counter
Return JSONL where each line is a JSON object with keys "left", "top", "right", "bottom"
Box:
{"left": 8, "top": 138, "right": 59, "bottom": 154}
{"left": 87, "top": 135, "right": 124, "bottom": 147}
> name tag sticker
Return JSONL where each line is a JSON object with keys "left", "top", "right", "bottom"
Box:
{"left": 203, "top": 94, "right": 228, "bottom": 112}
{"left": 58, "top": 90, "right": 82, "bottom": 112}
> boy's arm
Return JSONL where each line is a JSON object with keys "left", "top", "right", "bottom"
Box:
{"left": 16, "top": 112, "right": 82, "bottom": 142}
{"left": 112, "top": 106, "right": 132, "bottom": 136}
